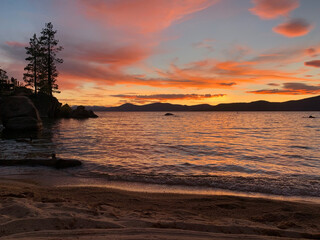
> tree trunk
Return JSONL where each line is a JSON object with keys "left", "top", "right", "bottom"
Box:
{"left": 48, "top": 42, "right": 52, "bottom": 96}
{"left": 34, "top": 55, "right": 37, "bottom": 95}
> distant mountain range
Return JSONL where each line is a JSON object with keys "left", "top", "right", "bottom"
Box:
{"left": 81, "top": 95, "right": 320, "bottom": 112}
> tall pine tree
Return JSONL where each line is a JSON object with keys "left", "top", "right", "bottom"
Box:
{"left": 39, "top": 22, "right": 63, "bottom": 96}
{"left": 23, "top": 34, "right": 42, "bottom": 95}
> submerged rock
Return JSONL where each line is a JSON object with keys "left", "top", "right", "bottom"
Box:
{"left": 0, "top": 96, "right": 42, "bottom": 130}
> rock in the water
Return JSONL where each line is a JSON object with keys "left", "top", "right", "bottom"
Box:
{"left": 0, "top": 158, "right": 82, "bottom": 169}
{"left": 59, "top": 104, "right": 72, "bottom": 118}
{"left": 71, "top": 106, "right": 98, "bottom": 119}
{"left": 0, "top": 96, "right": 42, "bottom": 130}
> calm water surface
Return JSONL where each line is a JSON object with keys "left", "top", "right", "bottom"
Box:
{"left": 0, "top": 112, "right": 319, "bottom": 197}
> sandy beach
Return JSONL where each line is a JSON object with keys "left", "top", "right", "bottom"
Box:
{"left": 0, "top": 179, "right": 319, "bottom": 239}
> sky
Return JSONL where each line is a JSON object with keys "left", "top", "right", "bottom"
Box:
{"left": 1, "top": 0, "right": 320, "bottom": 106}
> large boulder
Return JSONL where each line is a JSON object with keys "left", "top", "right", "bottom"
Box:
{"left": 0, "top": 96, "right": 42, "bottom": 130}
{"left": 71, "top": 106, "right": 98, "bottom": 119}
{"left": 30, "top": 93, "right": 61, "bottom": 118}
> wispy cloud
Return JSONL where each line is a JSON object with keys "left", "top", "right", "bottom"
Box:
{"left": 193, "top": 38, "right": 215, "bottom": 52}
{"left": 248, "top": 82, "right": 320, "bottom": 95}
{"left": 111, "top": 93, "right": 225, "bottom": 104}
{"left": 5, "top": 41, "right": 27, "bottom": 47}
{"left": 79, "top": 0, "right": 218, "bottom": 34}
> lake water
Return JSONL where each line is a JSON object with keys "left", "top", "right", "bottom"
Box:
{"left": 0, "top": 112, "right": 320, "bottom": 198}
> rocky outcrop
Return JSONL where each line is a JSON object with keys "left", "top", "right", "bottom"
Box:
{"left": 0, "top": 96, "right": 42, "bottom": 130}
{"left": 59, "top": 104, "right": 72, "bottom": 118}
{"left": 71, "top": 106, "right": 98, "bottom": 119}
{"left": 30, "top": 93, "right": 61, "bottom": 118}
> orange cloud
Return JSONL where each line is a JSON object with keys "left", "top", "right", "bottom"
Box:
{"left": 248, "top": 82, "right": 320, "bottom": 95}
{"left": 111, "top": 93, "right": 225, "bottom": 101}
{"left": 59, "top": 53, "right": 310, "bottom": 92}
{"left": 250, "top": 0, "right": 299, "bottom": 19}
{"left": 64, "top": 42, "right": 153, "bottom": 70}
{"left": 80, "top": 0, "right": 218, "bottom": 34}
{"left": 273, "top": 19, "right": 313, "bottom": 37}
{"left": 305, "top": 60, "right": 320, "bottom": 68}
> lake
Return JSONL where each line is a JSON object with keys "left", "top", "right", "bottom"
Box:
{"left": 0, "top": 112, "right": 319, "bottom": 198}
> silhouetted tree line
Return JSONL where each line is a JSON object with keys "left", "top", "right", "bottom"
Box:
{"left": 0, "top": 68, "right": 20, "bottom": 95}
{"left": 0, "top": 23, "right": 63, "bottom": 97}
{"left": 24, "top": 22, "right": 63, "bottom": 96}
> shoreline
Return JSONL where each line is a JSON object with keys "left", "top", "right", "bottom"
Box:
{"left": 0, "top": 178, "right": 319, "bottom": 239}
{"left": 3, "top": 173, "right": 320, "bottom": 204}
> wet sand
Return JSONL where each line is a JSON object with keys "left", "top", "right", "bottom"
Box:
{"left": 0, "top": 179, "right": 319, "bottom": 239}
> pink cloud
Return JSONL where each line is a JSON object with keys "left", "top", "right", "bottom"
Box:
{"left": 64, "top": 42, "right": 153, "bottom": 70}
{"left": 80, "top": 0, "right": 218, "bottom": 34}
{"left": 273, "top": 18, "right": 313, "bottom": 37}
{"left": 5, "top": 41, "right": 27, "bottom": 47}
{"left": 250, "top": 0, "right": 299, "bottom": 19}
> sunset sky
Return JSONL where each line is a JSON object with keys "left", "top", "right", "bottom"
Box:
{"left": 1, "top": 0, "right": 320, "bottom": 106}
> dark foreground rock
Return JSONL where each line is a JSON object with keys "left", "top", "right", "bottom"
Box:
{"left": 164, "top": 113, "right": 174, "bottom": 116}
{"left": 0, "top": 96, "right": 42, "bottom": 130}
{"left": 30, "top": 93, "right": 61, "bottom": 118}
{"left": 0, "top": 158, "right": 82, "bottom": 169}
{"left": 71, "top": 106, "right": 98, "bottom": 119}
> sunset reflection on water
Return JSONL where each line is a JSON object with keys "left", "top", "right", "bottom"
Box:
{"left": 1, "top": 112, "right": 319, "bottom": 196}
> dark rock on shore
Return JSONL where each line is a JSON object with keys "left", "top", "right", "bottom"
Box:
{"left": 0, "top": 158, "right": 82, "bottom": 169}
{"left": 30, "top": 95, "right": 98, "bottom": 119}
{"left": 30, "top": 93, "right": 61, "bottom": 118}
{"left": 164, "top": 113, "right": 174, "bottom": 116}
{"left": 0, "top": 96, "right": 42, "bottom": 130}
{"left": 71, "top": 106, "right": 98, "bottom": 119}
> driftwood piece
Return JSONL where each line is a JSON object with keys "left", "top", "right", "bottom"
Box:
{"left": 0, "top": 159, "right": 82, "bottom": 169}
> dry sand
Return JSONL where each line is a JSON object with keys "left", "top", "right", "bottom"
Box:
{"left": 0, "top": 179, "right": 319, "bottom": 239}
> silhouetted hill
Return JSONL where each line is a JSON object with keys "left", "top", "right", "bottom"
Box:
{"left": 212, "top": 95, "right": 320, "bottom": 111}
{"left": 82, "top": 95, "right": 320, "bottom": 111}
{"left": 102, "top": 102, "right": 210, "bottom": 111}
